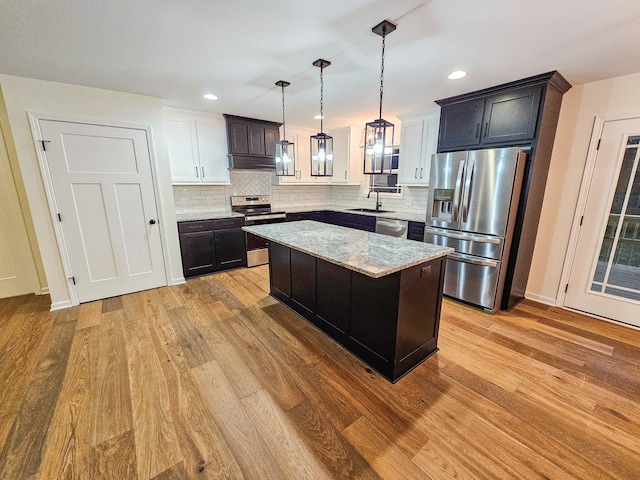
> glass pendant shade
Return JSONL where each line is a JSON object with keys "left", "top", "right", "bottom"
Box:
{"left": 363, "top": 118, "right": 394, "bottom": 174}
{"left": 310, "top": 133, "right": 333, "bottom": 176}
{"left": 310, "top": 59, "right": 333, "bottom": 177}
{"left": 364, "top": 19, "right": 397, "bottom": 175}
{"left": 274, "top": 80, "right": 296, "bottom": 176}
{"left": 275, "top": 139, "right": 296, "bottom": 176}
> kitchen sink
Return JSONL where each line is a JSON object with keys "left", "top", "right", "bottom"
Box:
{"left": 347, "top": 208, "right": 394, "bottom": 214}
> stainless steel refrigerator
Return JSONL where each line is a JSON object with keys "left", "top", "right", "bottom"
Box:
{"left": 424, "top": 147, "right": 526, "bottom": 312}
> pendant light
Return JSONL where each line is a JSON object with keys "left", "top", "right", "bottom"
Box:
{"left": 274, "top": 80, "right": 296, "bottom": 176}
{"left": 363, "top": 19, "right": 397, "bottom": 175}
{"left": 310, "top": 59, "right": 333, "bottom": 177}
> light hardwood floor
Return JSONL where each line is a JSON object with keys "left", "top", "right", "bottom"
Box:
{"left": 1, "top": 265, "right": 639, "bottom": 479}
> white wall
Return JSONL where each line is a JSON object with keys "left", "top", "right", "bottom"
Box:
{"left": 0, "top": 74, "right": 183, "bottom": 308}
{"left": 527, "top": 71, "right": 640, "bottom": 304}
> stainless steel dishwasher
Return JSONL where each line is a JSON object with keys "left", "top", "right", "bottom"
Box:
{"left": 375, "top": 218, "right": 408, "bottom": 239}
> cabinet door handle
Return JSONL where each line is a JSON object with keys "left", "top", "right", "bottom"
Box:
{"left": 420, "top": 167, "right": 423, "bottom": 179}
{"left": 475, "top": 123, "right": 480, "bottom": 139}
{"left": 195, "top": 166, "right": 199, "bottom": 177}
{"left": 201, "top": 166, "right": 205, "bottom": 177}
{"left": 415, "top": 168, "right": 418, "bottom": 179}
{"left": 344, "top": 171, "right": 347, "bottom": 180}
{"left": 484, "top": 122, "right": 488, "bottom": 137}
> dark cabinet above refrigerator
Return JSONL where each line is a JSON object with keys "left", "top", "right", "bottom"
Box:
{"left": 437, "top": 86, "right": 542, "bottom": 151}
{"left": 434, "top": 71, "right": 571, "bottom": 311}
{"left": 223, "top": 114, "right": 281, "bottom": 170}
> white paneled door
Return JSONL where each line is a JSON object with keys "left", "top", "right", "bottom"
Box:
{"left": 0, "top": 130, "right": 36, "bottom": 298}
{"left": 564, "top": 117, "right": 640, "bottom": 327}
{"left": 39, "top": 120, "right": 166, "bottom": 303}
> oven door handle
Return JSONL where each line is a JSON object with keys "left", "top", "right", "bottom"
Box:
{"left": 244, "top": 213, "right": 287, "bottom": 222}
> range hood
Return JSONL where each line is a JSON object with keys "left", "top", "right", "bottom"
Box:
{"left": 223, "top": 114, "right": 281, "bottom": 170}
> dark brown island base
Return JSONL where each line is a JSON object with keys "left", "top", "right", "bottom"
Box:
{"left": 243, "top": 221, "right": 453, "bottom": 383}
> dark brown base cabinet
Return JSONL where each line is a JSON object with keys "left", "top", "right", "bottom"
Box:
{"left": 179, "top": 218, "right": 247, "bottom": 278}
{"left": 268, "top": 242, "right": 447, "bottom": 382}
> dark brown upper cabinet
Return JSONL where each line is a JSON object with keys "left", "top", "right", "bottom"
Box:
{"left": 223, "top": 114, "right": 281, "bottom": 170}
{"left": 438, "top": 85, "right": 542, "bottom": 151}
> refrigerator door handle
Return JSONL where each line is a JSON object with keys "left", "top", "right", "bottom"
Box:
{"left": 425, "top": 227, "right": 502, "bottom": 244}
{"left": 448, "top": 252, "right": 499, "bottom": 268}
{"left": 461, "top": 159, "right": 475, "bottom": 222}
{"left": 453, "top": 160, "right": 465, "bottom": 222}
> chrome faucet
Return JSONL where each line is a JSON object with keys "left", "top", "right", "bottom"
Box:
{"left": 367, "top": 189, "right": 382, "bottom": 211}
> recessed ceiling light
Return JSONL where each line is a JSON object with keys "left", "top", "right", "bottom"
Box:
{"left": 314, "top": 114, "right": 324, "bottom": 120}
{"left": 448, "top": 71, "right": 467, "bottom": 80}
{"left": 203, "top": 93, "right": 218, "bottom": 100}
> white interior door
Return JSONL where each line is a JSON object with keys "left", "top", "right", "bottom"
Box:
{"left": 564, "top": 117, "right": 640, "bottom": 327}
{"left": 39, "top": 119, "right": 166, "bottom": 303}
{"left": 0, "top": 130, "right": 37, "bottom": 298}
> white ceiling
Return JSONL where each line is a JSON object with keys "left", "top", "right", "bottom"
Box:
{"left": 2, "top": 0, "right": 640, "bottom": 130}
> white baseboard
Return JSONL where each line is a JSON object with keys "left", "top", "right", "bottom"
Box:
{"left": 525, "top": 291, "right": 557, "bottom": 306}
{"left": 50, "top": 299, "right": 73, "bottom": 311}
{"left": 39, "top": 287, "right": 50, "bottom": 295}
{"left": 171, "top": 276, "right": 186, "bottom": 286}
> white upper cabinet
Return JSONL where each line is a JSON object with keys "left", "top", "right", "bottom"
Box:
{"left": 164, "top": 107, "right": 230, "bottom": 184}
{"left": 328, "top": 126, "right": 364, "bottom": 185}
{"left": 397, "top": 108, "right": 440, "bottom": 186}
{"left": 273, "top": 125, "right": 329, "bottom": 185}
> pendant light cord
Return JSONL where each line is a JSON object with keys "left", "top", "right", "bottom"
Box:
{"left": 379, "top": 27, "right": 386, "bottom": 120}
{"left": 281, "top": 83, "right": 287, "bottom": 140}
{"left": 320, "top": 64, "right": 324, "bottom": 134}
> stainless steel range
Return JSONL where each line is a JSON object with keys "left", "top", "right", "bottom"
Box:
{"left": 231, "top": 195, "right": 286, "bottom": 267}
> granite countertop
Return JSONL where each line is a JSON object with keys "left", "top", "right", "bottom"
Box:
{"left": 176, "top": 205, "right": 426, "bottom": 223}
{"left": 243, "top": 220, "right": 453, "bottom": 278}
{"left": 281, "top": 204, "right": 427, "bottom": 223}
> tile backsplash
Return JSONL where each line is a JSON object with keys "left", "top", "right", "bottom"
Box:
{"left": 173, "top": 171, "right": 428, "bottom": 214}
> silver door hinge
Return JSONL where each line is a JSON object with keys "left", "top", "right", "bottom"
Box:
{"left": 57, "top": 213, "right": 62, "bottom": 222}
{"left": 41, "top": 140, "right": 51, "bottom": 151}
{"left": 565, "top": 284, "right": 569, "bottom": 293}
{"left": 579, "top": 216, "right": 583, "bottom": 226}
{"left": 597, "top": 139, "right": 601, "bottom": 150}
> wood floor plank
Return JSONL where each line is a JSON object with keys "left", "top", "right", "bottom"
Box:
{"left": 167, "top": 306, "right": 215, "bottom": 369}
{"left": 343, "top": 416, "right": 434, "bottom": 480}
{"left": 127, "top": 335, "right": 182, "bottom": 479}
{"left": 93, "top": 429, "right": 137, "bottom": 480}
{"left": 76, "top": 300, "right": 103, "bottom": 330}
{"left": 183, "top": 299, "right": 263, "bottom": 399}
{"left": 93, "top": 310, "right": 133, "bottom": 445}
{"left": 287, "top": 398, "right": 382, "bottom": 480}
{"left": 412, "top": 438, "right": 487, "bottom": 480}
{"left": 0, "top": 311, "right": 77, "bottom": 480}
{"left": 217, "top": 312, "right": 306, "bottom": 411}
{"left": 151, "top": 461, "right": 188, "bottom": 480}
{"left": 155, "top": 286, "right": 183, "bottom": 311}
{"left": 150, "top": 322, "right": 244, "bottom": 479}
{"left": 101, "top": 296, "right": 123, "bottom": 313}
{"left": 39, "top": 325, "right": 99, "bottom": 480}
{"left": 242, "top": 389, "right": 334, "bottom": 480}
{"left": 139, "top": 288, "right": 172, "bottom": 328}
{"left": 121, "top": 293, "right": 150, "bottom": 345}
{"left": 191, "top": 360, "right": 286, "bottom": 479}
{"left": 0, "top": 309, "right": 54, "bottom": 419}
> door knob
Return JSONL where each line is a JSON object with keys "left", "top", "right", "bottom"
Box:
{"left": 149, "top": 219, "right": 156, "bottom": 225}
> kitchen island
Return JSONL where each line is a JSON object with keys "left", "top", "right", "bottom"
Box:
{"left": 243, "top": 220, "right": 453, "bottom": 382}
